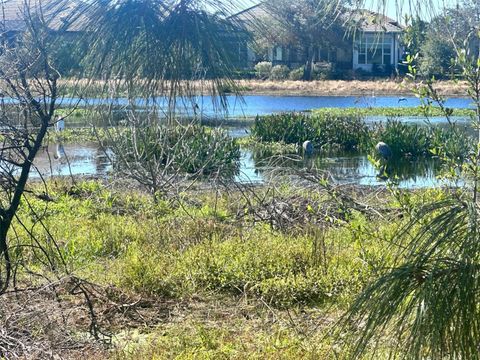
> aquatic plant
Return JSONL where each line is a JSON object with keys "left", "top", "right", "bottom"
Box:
{"left": 251, "top": 112, "right": 370, "bottom": 152}
{"left": 372, "top": 119, "right": 431, "bottom": 158}
{"left": 251, "top": 113, "right": 315, "bottom": 144}
{"left": 310, "top": 113, "right": 370, "bottom": 151}
{"left": 114, "top": 124, "right": 241, "bottom": 179}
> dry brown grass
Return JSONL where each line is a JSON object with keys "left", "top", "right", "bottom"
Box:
{"left": 57, "top": 78, "right": 469, "bottom": 97}
{"left": 238, "top": 79, "right": 470, "bottom": 97}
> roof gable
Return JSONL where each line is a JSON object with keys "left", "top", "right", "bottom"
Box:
{"left": 230, "top": 3, "right": 404, "bottom": 34}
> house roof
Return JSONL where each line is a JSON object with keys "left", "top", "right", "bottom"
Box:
{"left": 352, "top": 10, "right": 404, "bottom": 33}
{"left": 229, "top": 2, "right": 269, "bottom": 22}
{"left": 230, "top": 2, "right": 404, "bottom": 33}
{"left": 0, "top": 0, "right": 83, "bottom": 32}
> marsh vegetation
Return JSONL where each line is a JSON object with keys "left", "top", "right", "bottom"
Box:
{"left": 3, "top": 0, "right": 480, "bottom": 359}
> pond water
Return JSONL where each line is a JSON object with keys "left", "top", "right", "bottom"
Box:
{"left": 27, "top": 94, "right": 477, "bottom": 187}
{"left": 214, "top": 95, "right": 474, "bottom": 118}
{"left": 236, "top": 151, "right": 462, "bottom": 188}
{"left": 32, "top": 141, "right": 460, "bottom": 189}
{"left": 62, "top": 94, "right": 474, "bottom": 118}
{"left": 30, "top": 143, "right": 111, "bottom": 178}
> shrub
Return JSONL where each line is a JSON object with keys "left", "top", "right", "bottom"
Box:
{"left": 254, "top": 61, "right": 273, "bottom": 80}
{"left": 270, "top": 65, "right": 290, "bottom": 80}
{"left": 115, "top": 124, "right": 241, "bottom": 178}
{"left": 289, "top": 66, "right": 305, "bottom": 80}
{"left": 312, "top": 63, "right": 334, "bottom": 80}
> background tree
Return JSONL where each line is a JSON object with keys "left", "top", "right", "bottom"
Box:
{"left": 259, "top": 0, "right": 349, "bottom": 80}
{"left": 402, "top": 15, "right": 428, "bottom": 67}
{"left": 416, "top": 0, "right": 480, "bottom": 77}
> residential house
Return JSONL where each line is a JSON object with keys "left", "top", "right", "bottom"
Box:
{"left": 230, "top": 3, "right": 404, "bottom": 74}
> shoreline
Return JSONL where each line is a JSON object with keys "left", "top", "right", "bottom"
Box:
{"left": 59, "top": 79, "right": 470, "bottom": 98}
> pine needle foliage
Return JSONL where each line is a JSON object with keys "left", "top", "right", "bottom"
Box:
{"left": 345, "top": 193, "right": 480, "bottom": 359}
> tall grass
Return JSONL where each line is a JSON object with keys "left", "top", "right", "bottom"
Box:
{"left": 251, "top": 112, "right": 370, "bottom": 152}
{"left": 252, "top": 113, "right": 473, "bottom": 160}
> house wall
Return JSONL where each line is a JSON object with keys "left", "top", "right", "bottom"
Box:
{"left": 353, "top": 32, "right": 402, "bottom": 72}
{"left": 236, "top": 31, "right": 403, "bottom": 73}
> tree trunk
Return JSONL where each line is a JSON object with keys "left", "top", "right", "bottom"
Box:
{"left": 0, "top": 220, "right": 11, "bottom": 293}
{"left": 303, "top": 46, "right": 316, "bottom": 81}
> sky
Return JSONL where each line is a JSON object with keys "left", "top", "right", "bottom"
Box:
{"left": 239, "top": 0, "right": 461, "bottom": 20}
{"left": 364, "top": 0, "right": 460, "bottom": 19}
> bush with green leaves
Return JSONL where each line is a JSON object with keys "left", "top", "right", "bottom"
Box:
{"left": 115, "top": 124, "right": 241, "bottom": 178}
{"left": 270, "top": 65, "right": 290, "bottom": 80}
{"left": 312, "top": 63, "right": 334, "bottom": 80}
{"left": 254, "top": 61, "right": 273, "bottom": 79}
{"left": 289, "top": 66, "right": 305, "bottom": 80}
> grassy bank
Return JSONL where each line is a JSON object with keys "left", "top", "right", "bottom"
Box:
{"left": 57, "top": 78, "right": 472, "bottom": 98}
{"left": 5, "top": 178, "right": 438, "bottom": 358}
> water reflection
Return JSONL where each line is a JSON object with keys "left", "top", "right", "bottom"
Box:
{"left": 245, "top": 150, "right": 458, "bottom": 189}
{"left": 30, "top": 143, "right": 112, "bottom": 177}
{"left": 24, "top": 142, "right": 463, "bottom": 189}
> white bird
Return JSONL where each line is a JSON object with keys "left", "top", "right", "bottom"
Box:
{"left": 55, "top": 143, "right": 66, "bottom": 160}
{"left": 55, "top": 116, "right": 65, "bottom": 132}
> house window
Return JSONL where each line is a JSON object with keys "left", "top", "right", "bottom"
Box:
{"left": 274, "top": 46, "right": 282, "bottom": 61}
{"left": 356, "top": 34, "right": 392, "bottom": 65}
{"left": 318, "top": 48, "right": 337, "bottom": 62}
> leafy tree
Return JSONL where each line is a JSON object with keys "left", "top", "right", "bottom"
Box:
{"left": 258, "top": 0, "right": 349, "bottom": 80}
{"left": 418, "top": 34, "right": 456, "bottom": 77}
{"left": 402, "top": 16, "right": 428, "bottom": 62}
{"left": 417, "top": 0, "right": 480, "bottom": 78}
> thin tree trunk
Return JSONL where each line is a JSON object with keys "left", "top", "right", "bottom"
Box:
{"left": 303, "top": 46, "right": 315, "bottom": 81}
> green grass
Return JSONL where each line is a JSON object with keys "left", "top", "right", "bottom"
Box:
{"left": 7, "top": 180, "right": 453, "bottom": 358}
{"left": 312, "top": 106, "right": 475, "bottom": 117}
{"left": 13, "top": 180, "right": 398, "bottom": 304}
